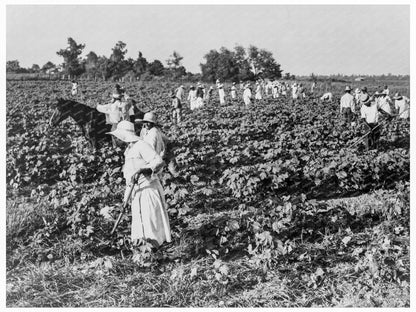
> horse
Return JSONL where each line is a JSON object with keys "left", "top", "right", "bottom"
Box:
{"left": 49, "top": 98, "right": 145, "bottom": 149}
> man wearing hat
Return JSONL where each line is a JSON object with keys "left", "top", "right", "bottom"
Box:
{"left": 96, "top": 90, "right": 124, "bottom": 146}
{"left": 135, "top": 112, "right": 166, "bottom": 159}
{"left": 360, "top": 94, "right": 392, "bottom": 150}
{"left": 340, "top": 85, "right": 355, "bottom": 125}
{"left": 393, "top": 93, "right": 410, "bottom": 119}
{"left": 107, "top": 120, "right": 171, "bottom": 248}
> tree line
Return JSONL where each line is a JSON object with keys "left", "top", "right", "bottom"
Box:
{"left": 7, "top": 37, "right": 286, "bottom": 82}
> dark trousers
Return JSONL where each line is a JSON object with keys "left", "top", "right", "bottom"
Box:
{"left": 341, "top": 107, "right": 353, "bottom": 123}
{"left": 365, "top": 123, "right": 380, "bottom": 149}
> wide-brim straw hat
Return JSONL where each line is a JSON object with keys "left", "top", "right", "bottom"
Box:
{"left": 345, "top": 86, "right": 352, "bottom": 91}
{"left": 361, "top": 94, "right": 371, "bottom": 105}
{"left": 107, "top": 121, "right": 140, "bottom": 143}
{"left": 135, "top": 111, "right": 159, "bottom": 125}
{"left": 393, "top": 93, "right": 403, "bottom": 100}
{"left": 112, "top": 92, "right": 121, "bottom": 99}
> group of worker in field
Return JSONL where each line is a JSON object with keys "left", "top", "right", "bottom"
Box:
{"left": 338, "top": 84, "right": 409, "bottom": 150}
{"left": 67, "top": 79, "right": 409, "bottom": 256}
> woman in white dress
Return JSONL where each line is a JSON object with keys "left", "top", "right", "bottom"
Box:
{"left": 230, "top": 82, "right": 237, "bottom": 100}
{"left": 107, "top": 121, "right": 171, "bottom": 247}
{"left": 216, "top": 79, "right": 226, "bottom": 105}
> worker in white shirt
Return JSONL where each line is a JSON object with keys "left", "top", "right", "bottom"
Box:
{"left": 360, "top": 94, "right": 392, "bottom": 150}
{"left": 136, "top": 112, "right": 166, "bottom": 159}
{"left": 243, "top": 83, "right": 252, "bottom": 106}
{"left": 340, "top": 86, "right": 355, "bottom": 125}
{"left": 216, "top": 79, "right": 226, "bottom": 105}
{"left": 230, "top": 82, "right": 237, "bottom": 100}
{"left": 292, "top": 83, "right": 299, "bottom": 100}
{"left": 188, "top": 85, "right": 197, "bottom": 110}
{"left": 320, "top": 92, "right": 333, "bottom": 102}
{"left": 393, "top": 93, "right": 410, "bottom": 119}
{"left": 175, "top": 85, "right": 185, "bottom": 102}
{"left": 377, "top": 91, "right": 393, "bottom": 115}
{"left": 383, "top": 85, "right": 390, "bottom": 96}
{"left": 255, "top": 82, "right": 262, "bottom": 101}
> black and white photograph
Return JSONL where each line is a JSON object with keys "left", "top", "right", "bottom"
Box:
{"left": 4, "top": 1, "right": 414, "bottom": 308}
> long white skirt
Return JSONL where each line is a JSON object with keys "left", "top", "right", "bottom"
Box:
{"left": 219, "top": 89, "right": 225, "bottom": 104}
{"left": 130, "top": 179, "right": 171, "bottom": 246}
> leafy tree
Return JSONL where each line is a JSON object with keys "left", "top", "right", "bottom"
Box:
{"left": 233, "top": 45, "right": 254, "bottom": 81}
{"left": 85, "top": 51, "right": 98, "bottom": 78}
{"left": 56, "top": 37, "right": 86, "bottom": 77}
{"left": 6, "top": 60, "right": 21, "bottom": 73}
{"left": 108, "top": 41, "right": 131, "bottom": 79}
{"left": 166, "top": 51, "right": 183, "bottom": 69}
{"left": 247, "top": 45, "right": 282, "bottom": 79}
{"left": 200, "top": 49, "right": 220, "bottom": 82}
{"left": 134, "top": 51, "right": 148, "bottom": 79}
{"left": 216, "top": 47, "right": 239, "bottom": 81}
{"left": 30, "top": 64, "right": 40, "bottom": 73}
{"left": 96, "top": 56, "right": 111, "bottom": 80}
{"left": 41, "top": 61, "right": 56, "bottom": 73}
{"left": 147, "top": 59, "right": 165, "bottom": 76}
{"left": 201, "top": 44, "right": 281, "bottom": 82}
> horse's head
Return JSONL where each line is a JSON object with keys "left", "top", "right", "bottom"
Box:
{"left": 49, "top": 98, "right": 72, "bottom": 127}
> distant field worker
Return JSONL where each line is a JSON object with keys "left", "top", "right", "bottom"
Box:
{"left": 217, "top": 79, "right": 226, "bottom": 105}
{"left": 176, "top": 85, "right": 185, "bottom": 101}
{"left": 340, "top": 86, "right": 355, "bottom": 123}
{"left": 188, "top": 86, "right": 197, "bottom": 110}
{"left": 394, "top": 93, "right": 410, "bottom": 119}
{"left": 107, "top": 120, "right": 171, "bottom": 247}
{"left": 291, "top": 83, "right": 299, "bottom": 100}
{"left": 71, "top": 80, "right": 78, "bottom": 96}
{"left": 383, "top": 85, "right": 390, "bottom": 96}
{"left": 272, "top": 82, "right": 279, "bottom": 99}
{"left": 231, "top": 82, "right": 237, "bottom": 99}
{"left": 243, "top": 83, "right": 252, "bottom": 106}
{"left": 195, "top": 83, "right": 205, "bottom": 109}
{"left": 205, "top": 86, "right": 214, "bottom": 104}
{"left": 255, "top": 82, "right": 262, "bottom": 101}
{"left": 96, "top": 91, "right": 123, "bottom": 147}
{"left": 171, "top": 93, "right": 182, "bottom": 123}
{"left": 320, "top": 92, "right": 333, "bottom": 102}
{"left": 311, "top": 81, "right": 316, "bottom": 94}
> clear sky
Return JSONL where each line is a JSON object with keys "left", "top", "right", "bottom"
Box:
{"left": 6, "top": 4, "right": 410, "bottom": 76}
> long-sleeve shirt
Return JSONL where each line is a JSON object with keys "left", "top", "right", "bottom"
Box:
{"left": 96, "top": 100, "right": 122, "bottom": 124}
{"left": 123, "top": 139, "right": 164, "bottom": 187}
{"left": 140, "top": 127, "right": 166, "bottom": 158}
{"left": 361, "top": 101, "right": 381, "bottom": 124}
{"left": 176, "top": 87, "right": 185, "bottom": 101}
{"left": 340, "top": 93, "right": 355, "bottom": 112}
{"left": 378, "top": 96, "right": 392, "bottom": 115}
{"left": 395, "top": 96, "right": 410, "bottom": 119}
{"left": 243, "top": 88, "right": 252, "bottom": 105}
